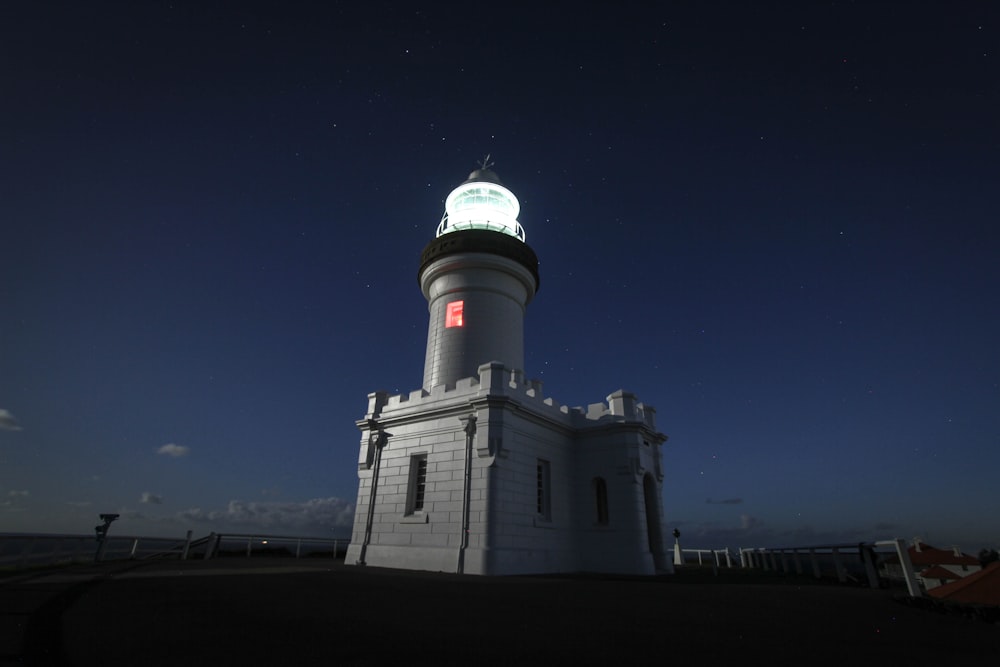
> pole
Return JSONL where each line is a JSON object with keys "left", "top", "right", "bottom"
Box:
{"left": 357, "top": 423, "right": 390, "bottom": 566}
{"left": 457, "top": 413, "right": 477, "bottom": 574}
{"left": 93, "top": 513, "right": 119, "bottom": 562}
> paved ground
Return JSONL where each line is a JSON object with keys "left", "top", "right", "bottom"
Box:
{"left": 2, "top": 558, "right": 998, "bottom": 665}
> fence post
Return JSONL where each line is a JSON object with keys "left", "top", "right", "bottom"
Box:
{"left": 246, "top": 536, "right": 253, "bottom": 558}
{"left": 809, "top": 548, "right": 821, "bottom": 578}
{"left": 296, "top": 539, "right": 302, "bottom": 559}
{"left": 95, "top": 537, "right": 109, "bottom": 563}
{"left": 832, "top": 548, "right": 847, "bottom": 583}
{"left": 893, "top": 538, "right": 923, "bottom": 597}
{"left": 130, "top": 538, "right": 140, "bottom": 559}
{"left": 861, "top": 544, "right": 879, "bottom": 589}
{"left": 203, "top": 532, "right": 216, "bottom": 560}
{"left": 181, "top": 530, "right": 193, "bottom": 560}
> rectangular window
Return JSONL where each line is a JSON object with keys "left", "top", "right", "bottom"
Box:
{"left": 445, "top": 300, "right": 464, "bottom": 328}
{"left": 406, "top": 454, "right": 428, "bottom": 514}
{"left": 594, "top": 477, "right": 609, "bottom": 525}
{"left": 536, "top": 459, "right": 551, "bottom": 520}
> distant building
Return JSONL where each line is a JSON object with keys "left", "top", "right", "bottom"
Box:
{"left": 344, "top": 166, "right": 670, "bottom": 575}
{"left": 928, "top": 561, "right": 1000, "bottom": 606}
{"left": 881, "top": 539, "right": 981, "bottom": 590}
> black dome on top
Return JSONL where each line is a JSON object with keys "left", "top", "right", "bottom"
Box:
{"left": 461, "top": 168, "right": 504, "bottom": 186}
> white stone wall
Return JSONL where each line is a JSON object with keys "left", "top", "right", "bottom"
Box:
{"left": 346, "top": 402, "right": 490, "bottom": 573}
{"left": 484, "top": 419, "right": 578, "bottom": 573}
{"left": 346, "top": 363, "right": 670, "bottom": 575}
{"left": 573, "top": 429, "right": 666, "bottom": 574}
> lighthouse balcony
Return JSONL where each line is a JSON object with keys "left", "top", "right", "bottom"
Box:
{"left": 436, "top": 214, "right": 525, "bottom": 241}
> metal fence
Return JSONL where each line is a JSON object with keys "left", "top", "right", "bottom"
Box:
{"left": 1, "top": 533, "right": 190, "bottom": 569}
{"left": 0, "top": 532, "right": 348, "bottom": 570}
{"left": 197, "top": 533, "right": 346, "bottom": 560}
{"left": 737, "top": 539, "right": 923, "bottom": 596}
{"left": 672, "top": 539, "right": 924, "bottom": 597}
{"left": 678, "top": 548, "right": 734, "bottom": 568}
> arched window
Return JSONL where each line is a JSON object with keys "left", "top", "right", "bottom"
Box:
{"left": 593, "top": 477, "right": 609, "bottom": 525}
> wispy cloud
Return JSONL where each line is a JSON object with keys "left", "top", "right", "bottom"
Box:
{"left": 140, "top": 492, "right": 163, "bottom": 504}
{"left": 0, "top": 409, "right": 22, "bottom": 431}
{"left": 157, "top": 443, "right": 190, "bottom": 457}
{"left": 2, "top": 490, "right": 29, "bottom": 509}
{"left": 179, "top": 497, "right": 355, "bottom": 533}
{"left": 706, "top": 497, "right": 743, "bottom": 505}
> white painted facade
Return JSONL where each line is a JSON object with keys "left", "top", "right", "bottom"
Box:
{"left": 345, "top": 168, "right": 671, "bottom": 575}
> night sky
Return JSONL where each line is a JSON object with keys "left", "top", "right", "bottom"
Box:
{"left": 2, "top": 1, "right": 997, "bottom": 552}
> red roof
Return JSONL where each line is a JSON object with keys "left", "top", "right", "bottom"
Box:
{"left": 929, "top": 562, "right": 1000, "bottom": 606}
{"left": 920, "top": 565, "right": 964, "bottom": 581}
{"left": 885, "top": 543, "right": 979, "bottom": 567}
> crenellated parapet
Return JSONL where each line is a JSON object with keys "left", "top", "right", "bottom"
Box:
{"left": 363, "top": 361, "right": 660, "bottom": 433}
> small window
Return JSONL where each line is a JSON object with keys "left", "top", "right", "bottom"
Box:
{"left": 536, "top": 459, "right": 551, "bottom": 520}
{"left": 406, "top": 454, "right": 428, "bottom": 514}
{"left": 593, "top": 477, "right": 609, "bottom": 525}
{"left": 445, "top": 300, "right": 464, "bottom": 328}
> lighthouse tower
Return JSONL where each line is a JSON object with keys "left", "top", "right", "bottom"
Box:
{"left": 420, "top": 168, "right": 539, "bottom": 390}
{"left": 345, "top": 164, "right": 671, "bottom": 576}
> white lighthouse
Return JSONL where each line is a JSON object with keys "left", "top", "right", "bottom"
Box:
{"left": 420, "top": 168, "right": 538, "bottom": 389}
{"left": 345, "top": 164, "right": 671, "bottom": 575}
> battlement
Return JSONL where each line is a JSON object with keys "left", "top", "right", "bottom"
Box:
{"left": 365, "top": 361, "right": 658, "bottom": 432}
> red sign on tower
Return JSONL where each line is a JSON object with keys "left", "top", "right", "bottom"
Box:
{"left": 445, "top": 300, "right": 464, "bottom": 328}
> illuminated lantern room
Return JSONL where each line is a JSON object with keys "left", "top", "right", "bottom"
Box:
{"left": 436, "top": 166, "right": 525, "bottom": 242}
{"left": 418, "top": 161, "right": 540, "bottom": 391}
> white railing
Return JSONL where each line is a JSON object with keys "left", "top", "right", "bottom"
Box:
{"left": 736, "top": 538, "right": 923, "bottom": 597}
{"left": 679, "top": 548, "right": 734, "bottom": 569}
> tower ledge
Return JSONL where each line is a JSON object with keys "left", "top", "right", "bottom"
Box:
{"left": 418, "top": 229, "right": 540, "bottom": 290}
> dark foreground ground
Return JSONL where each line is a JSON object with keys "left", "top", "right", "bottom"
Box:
{"left": 2, "top": 558, "right": 998, "bottom": 665}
